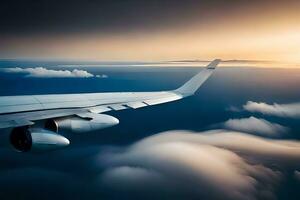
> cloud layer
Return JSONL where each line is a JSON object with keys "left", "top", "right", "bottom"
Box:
{"left": 96, "top": 130, "right": 300, "bottom": 200}
{"left": 0, "top": 130, "right": 299, "bottom": 199}
{"left": 223, "top": 116, "right": 289, "bottom": 137}
{"left": 243, "top": 101, "right": 300, "bottom": 119}
{"left": 1, "top": 67, "right": 106, "bottom": 78}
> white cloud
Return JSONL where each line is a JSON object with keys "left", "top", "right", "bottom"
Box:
{"left": 96, "top": 74, "right": 108, "bottom": 78}
{"left": 243, "top": 101, "right": 300, "bottom": 119}
{"left": 223, "top": 116, "right": 289, "bottom": 137}
{"left": 1, "top": 67, "right": 107, "bottom": 78}
{"left": 96, "top": 130, "right": 300, "bottom": 200}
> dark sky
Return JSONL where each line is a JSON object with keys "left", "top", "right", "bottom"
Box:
{"left": 0, "top": 0, "right": 294, "bottom": 35}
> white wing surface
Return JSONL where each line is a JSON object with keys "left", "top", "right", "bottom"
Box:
{"left": 0, "top": 59, "right": 220, "bottom": 129}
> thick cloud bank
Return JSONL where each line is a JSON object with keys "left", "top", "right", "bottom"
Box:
{"left": 97, "top": 130, "right": 300, "bottom": 200}
{"left": 0, "top": 130, "right": 299, "bottom": 200}
{"left": 223, "top": 116, "right": 289, "bottom": 137}
{"left": 244, "top": 101, "right": 300, "bottom": 119}
{"left": 1, "top": 67, "right": 106, "bottom": 78}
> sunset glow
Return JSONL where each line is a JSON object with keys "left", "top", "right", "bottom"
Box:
{"left": 0, "top": 1, "right": 300, "bottom": 66}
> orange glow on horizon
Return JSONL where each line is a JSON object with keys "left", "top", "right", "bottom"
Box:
{"left": 1, "top": 1, "right": 300, "bottom": 67}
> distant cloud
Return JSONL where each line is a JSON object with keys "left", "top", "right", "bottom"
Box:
{"left": 294, "top": 171, "right": 300, "bottom": 182}
{"left": 97, "top": 130, "right": 300, "bottom": 200}
{"left": 243, "top": 101, "right": 300, "bottom": 119}
{"left": 169, "top": 59, "right": 274, "bottom": 64}
{"left": 223, "top": 116, "right": 289, "bottom": 137}
{"left": 96, "top": 74, "right": 108, "bottom": 78}
{"left": 1, "top": 67, "right": 107, "bottom": 78}
{"left": 225, "top": 105, "right": 242, "bottom": 112}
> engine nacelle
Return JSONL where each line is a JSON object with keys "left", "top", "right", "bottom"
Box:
{"left": 10, "top": 127, "right": 70, "bottom": 152}
{"left": 45, "top": 113, "right": 119, "bottom": 133}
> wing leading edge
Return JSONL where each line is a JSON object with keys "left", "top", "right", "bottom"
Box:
{"left": 0, "top": 59, "right": 220, "bottom": 129}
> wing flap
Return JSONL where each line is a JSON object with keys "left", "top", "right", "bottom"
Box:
{"left": 108, "top": 104, "right": 128, "bottom": 111}
{"left": 126, "top": 102, "right": 148, "bottom": 109}
{"left": 88, "top": 106, "right": 112, "bottom": 114}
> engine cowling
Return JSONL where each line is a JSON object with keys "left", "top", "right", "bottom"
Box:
{"left": 45, "top": 113, "right": 119, "bottom": 133}
{"left": 10, "top": 127, "right": 70, "bottom": 152}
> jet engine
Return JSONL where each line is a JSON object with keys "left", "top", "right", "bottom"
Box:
{"left": 10, "top": 127, "right": 70, "bottom": 152}
{"left": 45, "top": 113, "right": 119, "bottom": 133}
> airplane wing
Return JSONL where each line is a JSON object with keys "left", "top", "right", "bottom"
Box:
{"left": 0, "top": 59, "right": 220, "bottom": 129}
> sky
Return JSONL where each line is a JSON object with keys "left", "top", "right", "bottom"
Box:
{"left": 0, "top": 0, "right": 300, "bottom": 64}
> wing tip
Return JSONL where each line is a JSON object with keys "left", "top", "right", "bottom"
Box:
{"left": 207, "top": 59, "right": 221, "bottom": 69}
{"left": 173, "top": 58, "right": 220, "bottom": 96}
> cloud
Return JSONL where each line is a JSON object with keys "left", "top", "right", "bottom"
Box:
{"left": 96, "top": 130, "right": 300, "bottom": 200}
{"left": 243, "top": 101, "right": 300, "bottom": 119}
{"left": 0, "top": 130, "right": 299, "bottom": 199}
{"left": 96, "top": 74, "right": 108, "bottom": 78}
{"left": 226, "top": 105, "right": 242, "bottom": 112}
{"left": 1, "top": 67, "right": 107, "bottom": 78}
{"left": 222, "top": 116, "right": 289, "bottom": 137}
{"left": 294, "top": 171, "right": 300, "bottom": 182}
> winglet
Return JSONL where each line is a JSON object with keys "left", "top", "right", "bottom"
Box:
{"left": 174, "top": 59, "right": 221, "bottom": 96}
{"left": 207, "top": 59, "right": 221, "bottom": 69}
